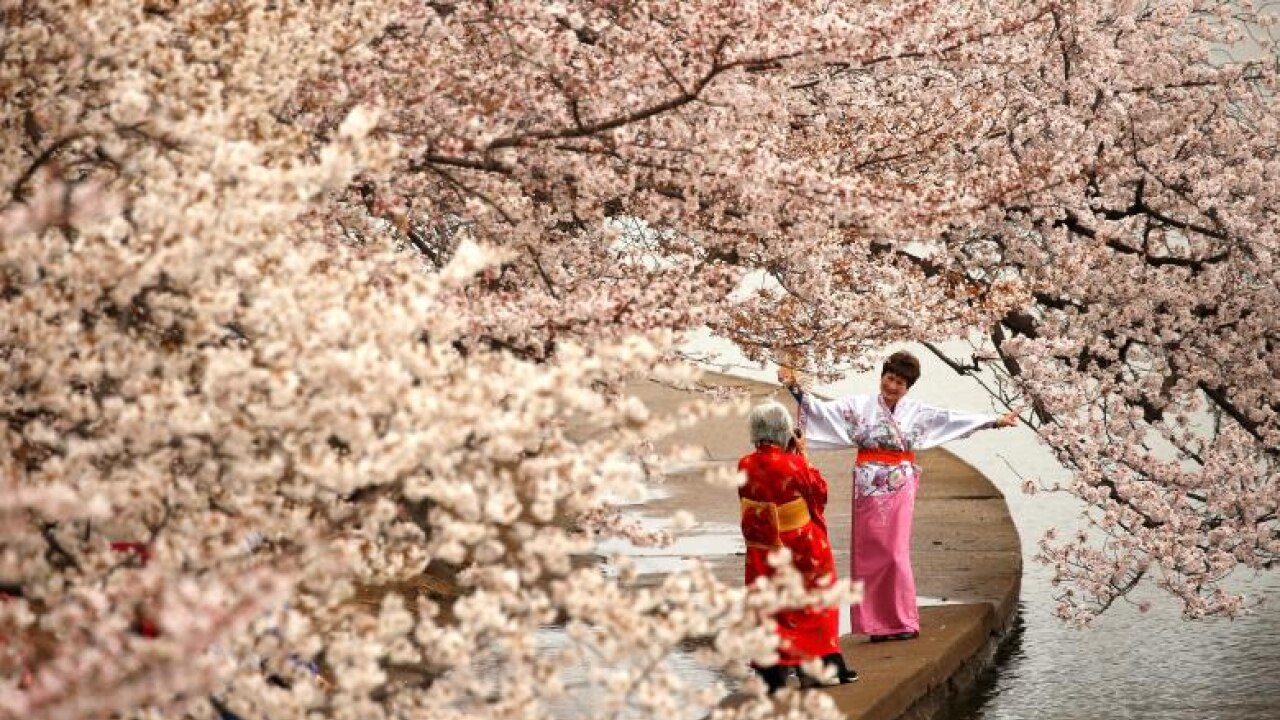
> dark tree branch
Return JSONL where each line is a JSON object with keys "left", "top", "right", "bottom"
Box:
{"left": 416, "top": 40, "right": 799, "bottom": 173}
{"left": 1199, "top": 381, "right": 1275, "bottom": 453}
{"left": 921, "top": 341, "right": 981, "bottom": 375}
{"left": 8, "top": 133, "right": 89, "bottom": 203}
{"left": 1058, "top": 209, "right": 1229, "bottom": 270}
{"left": 40, "top": 522, "right": 81, "bottom": 571}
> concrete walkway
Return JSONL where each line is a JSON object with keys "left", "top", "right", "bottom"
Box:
{"left": 630, "top": 373, "right": 1022, "bottom": 720}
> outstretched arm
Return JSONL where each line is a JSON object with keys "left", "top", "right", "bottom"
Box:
{"left": 914, "top": 403, "right": 1017, "bottom": 448}
{"left": 778, "top": 368, "right": 860, "bottom": 451}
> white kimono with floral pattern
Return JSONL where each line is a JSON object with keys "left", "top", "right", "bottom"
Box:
{"left": 795, "top": 391, "right": 996, "bottom": 636}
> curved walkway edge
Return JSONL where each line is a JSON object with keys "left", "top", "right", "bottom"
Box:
{"left": 629, "top": 372, "right": 1023, "bottom": 720}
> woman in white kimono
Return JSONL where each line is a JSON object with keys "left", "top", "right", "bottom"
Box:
{"left": 781, "top": 351, "right": 1018, "bottom": 642}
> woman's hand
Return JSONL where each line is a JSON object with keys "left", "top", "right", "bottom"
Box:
{"left": 790, "top": 433, "right": 808, "bottom": 458}
{"left": 778, "top": 366, "right": 811, "bottom": 395}
{"left": 995, "top": 408, "right": 1021, "bottom": 428}
{"left": 777, "top": 366, "right": 799, "bottom": 389}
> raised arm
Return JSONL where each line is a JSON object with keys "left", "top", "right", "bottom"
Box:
{"left": 779, "top": 367, "right": 864, "bottom": 450}
{"left": 794, "top": 459, "right": 829, "bottom": 533}
{"left": 793, "top": 391, "right": 863, "bottom": 451}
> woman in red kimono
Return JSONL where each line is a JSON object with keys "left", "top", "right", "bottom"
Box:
{"left": 739, "top": 401, "right": 857, "bottom": 691}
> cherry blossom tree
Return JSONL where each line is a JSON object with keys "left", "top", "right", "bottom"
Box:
{"left": 988, "top": 5, "right": 1279, "bottom": 624}
{"left": 2, "top": 1, "right": 1276, "bottom": 719}
{"left": 760, "top": 1, "right": 1279, "bottom": 623}
{"left": 2, "top": 2, "right": 856, "bottom": 719}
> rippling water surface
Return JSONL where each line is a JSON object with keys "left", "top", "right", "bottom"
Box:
{"left": 940, "top": 369, "right": 1280, "bottom": 720}
{"left": 947, "top": 474, "right": 1280, "bottom": 720}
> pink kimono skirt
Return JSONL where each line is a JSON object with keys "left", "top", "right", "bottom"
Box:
{"left": 848, "top": 450, "right": 920, "bottom": 636}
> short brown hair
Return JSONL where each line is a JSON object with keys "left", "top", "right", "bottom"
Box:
{"left": 882, "top": 350, "right": 921, "bottom": 387}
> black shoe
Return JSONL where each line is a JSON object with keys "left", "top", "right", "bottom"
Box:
{"left": 755, "top": 664, "right": 800, "bottom": 693}
{"left": 869, "top": 630, "right": 919, "bottom": 643}
{"left": 821, "top": 652, "right": 859, "bottom": 684}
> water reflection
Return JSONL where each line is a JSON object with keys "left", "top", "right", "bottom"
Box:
{"left": 940, "top": 606, "right": 1028, "bottom": 720}
{"left": 509, "top": 627, "right": 739, "bottom": 720}
{"left": 950, "top": 574, "right": 1280, "bottom": 720}
{"left": 954, "top": 437, "right": 1280, "bottom": 720}
{"left": 596, "top": 520, "right": 743, "bottom": 577}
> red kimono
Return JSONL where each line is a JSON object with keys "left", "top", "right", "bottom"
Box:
{"left": 738, "top": 444, "right": 840, "bottom": 664}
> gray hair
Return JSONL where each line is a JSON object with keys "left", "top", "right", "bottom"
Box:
{"left": 749, "top": 401, "right": 794, "bottom": 447}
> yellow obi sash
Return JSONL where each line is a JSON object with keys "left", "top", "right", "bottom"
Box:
{"left": 740, "top": 497, "right": 811, "bottom": 548}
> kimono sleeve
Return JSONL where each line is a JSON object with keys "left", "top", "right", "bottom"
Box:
{"left": 794, "top": 459, "right": 828, "bottom": 510}
{"left": 795, "top": 392, "right": 861, "bottom": 451}
{"left": 797, "top": 461, "right": 829, "bottom": 533}
{"left": 912, "top": 403, "right": 996, "bottom": 449}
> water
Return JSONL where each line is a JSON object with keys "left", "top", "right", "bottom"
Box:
{"left": 948, "top": 592, "right": 1280, "bottom": 720}
{"left": 917, "top": 360, "right": 1280, "bottom": 720}
{"left": 675, "top": 337, "right": 1280, "bottom": 720}
{"left": 516, "top": 627, "right": 731, "bottom": 720}
{"left": 946, "top": 448, "right": 1280, "bottom": 720}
